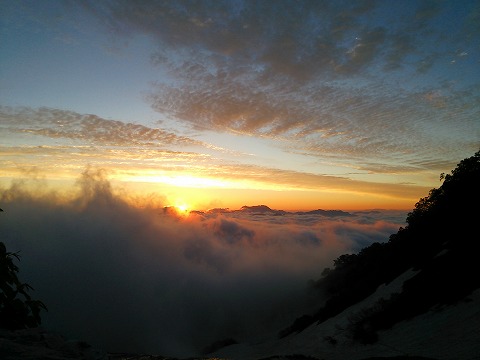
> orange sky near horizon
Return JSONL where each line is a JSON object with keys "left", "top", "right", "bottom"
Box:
{"left": 0, "top": 165, "right": 429, "bottom": 212}
{"left": 121, "top": 176, "right": 427, "bottom": 211}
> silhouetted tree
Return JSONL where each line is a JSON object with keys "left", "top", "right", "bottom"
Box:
{"left": 0, "top": 240, "right": 47, "bottom": 330}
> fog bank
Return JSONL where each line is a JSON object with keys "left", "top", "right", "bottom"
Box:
{"left": 0, "top": 169, "right": 406, "bottom": 356}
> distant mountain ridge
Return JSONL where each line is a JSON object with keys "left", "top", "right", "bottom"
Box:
{"left": 294, "top": 209, "right": 353, "bottom": 217}
{"left": 192, "top": 205, "right": 352, "bottom": 217}
{"left": 238, "top": 205, "right": 285, "bottom": 214}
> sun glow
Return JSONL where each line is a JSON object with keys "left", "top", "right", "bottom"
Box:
{"left": 126, "top": 173, "right": 231, "bottom": 188}
{"left": 176, "top": 204, "right": 189, "bottom": 213}
{"left": 168, "top": 201, "right": 191, "bottom": 217}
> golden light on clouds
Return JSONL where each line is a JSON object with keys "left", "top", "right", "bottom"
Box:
{"left": 127, "top": 174, "right": 231, "bottom": 189}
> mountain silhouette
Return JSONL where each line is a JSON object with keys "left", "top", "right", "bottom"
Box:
{"left": 294, "top": 209, "right": 352, "bottom": 217}
{"left": 237, "top": 205, "right": 286, "bottom": 215}
{"left": 193, "top": 206, "right": 352, "bottom": 217}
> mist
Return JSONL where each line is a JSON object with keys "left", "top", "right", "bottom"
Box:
{"left": 0, "top": 169, "right": 406, "bottom": 357}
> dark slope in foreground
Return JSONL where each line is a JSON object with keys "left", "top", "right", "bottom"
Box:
{"left": 279, "top": 149, "right": 480, "bottom": 343}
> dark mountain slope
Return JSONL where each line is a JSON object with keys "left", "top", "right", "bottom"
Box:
{"left": 280, "top": 149, "right": 480, "bottom": 340}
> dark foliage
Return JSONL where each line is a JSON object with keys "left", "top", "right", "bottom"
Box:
{"left": 202, "top": 337, "right": 238, "bottom": 354}
{"left": 0, "top": 241, "right": 47, "bottom": 330}
{"left": 258, "top": 355, "right": 321, "bottom": 360}
{"left": 279, "top": 149, "right": 480, "bottom": 340}
{"left": 358, "top": 357, "right": 438, "bottom": 360}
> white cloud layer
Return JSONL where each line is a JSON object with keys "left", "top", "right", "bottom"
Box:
{"left": 0, "top": 169, "right": 406, "bottom": 356}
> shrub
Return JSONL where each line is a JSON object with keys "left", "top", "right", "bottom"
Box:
{"left": 0, "top": 241, "right": 47, "bottom": 330}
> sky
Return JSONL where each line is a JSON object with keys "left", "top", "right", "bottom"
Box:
{"left": 1, "top": 1, "right": 479, "bottom": 357}
{"left": 1, "top": 0, "right": 479, "bottom": 211}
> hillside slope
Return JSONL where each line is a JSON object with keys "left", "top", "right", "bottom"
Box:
{"left": 215, "top": 150, "right": 480, "bottom": 359}
{"left": 216, "top": 275, "right": 480, "bottom": 360}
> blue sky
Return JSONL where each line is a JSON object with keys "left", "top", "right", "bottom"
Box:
{"left": 1, "top": 0, "right": 479, "bottom": 210}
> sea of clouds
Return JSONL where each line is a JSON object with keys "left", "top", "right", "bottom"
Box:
{"left": 0, "top": 169, "right": 407, "bottom": 356}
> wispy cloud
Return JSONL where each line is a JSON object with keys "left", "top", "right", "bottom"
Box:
{"left": 80, "top": 1, "right": 440, "bottom": 80}
{"left": 0, "top": 106, "right": 203, "bottom": 147}
{"left": 73, "top": 1, "right": 480, "bottom": 169}
{"left": 0, "top": 106, "right": 431, "bottom": 202}
{"left": 148, "top": 65, "right": 479, "bottom": 171}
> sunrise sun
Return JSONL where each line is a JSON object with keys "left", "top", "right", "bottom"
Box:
{"left": 172, "top": 202, "right": 191, "bottom": 216}
{"left": 176, "top": 204, "right": 189, "bottom": 212}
